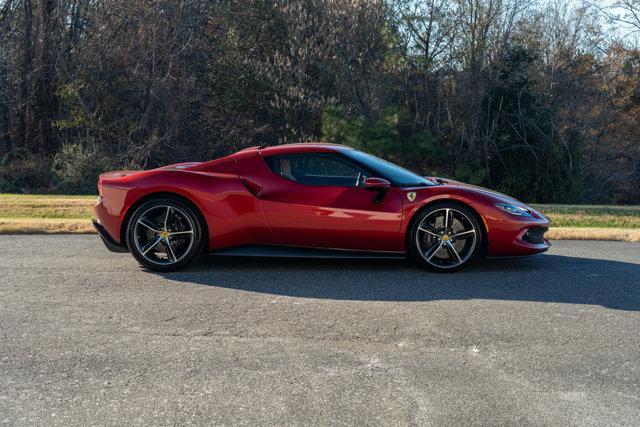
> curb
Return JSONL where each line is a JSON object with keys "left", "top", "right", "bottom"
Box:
{"left": 1, "top": 219, "right": 639, "bottom": 242}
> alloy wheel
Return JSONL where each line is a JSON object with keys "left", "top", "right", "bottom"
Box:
{"left": 415, "top": 207, "right": 478, "bottom": 269}
{"left": 133, "top": 205, "right": 195, "bottom": 266}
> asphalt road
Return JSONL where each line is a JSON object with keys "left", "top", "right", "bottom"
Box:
{"left": 1, "top": 236, "right": 639, "bottom": 424}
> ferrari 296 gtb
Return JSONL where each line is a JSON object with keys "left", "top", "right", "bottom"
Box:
{"left": 93, "top": 143, "right": 550, "bottom": 272}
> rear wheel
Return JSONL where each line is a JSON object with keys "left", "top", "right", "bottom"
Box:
{"left": 408, "top": 203, "right": 482, "bottom": 272}
{"left": 126, "top": 198, "right": 205, "bottom": 272}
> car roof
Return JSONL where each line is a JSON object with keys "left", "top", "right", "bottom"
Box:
{"left": 256, "top": 142, "right": 352, "bottom": 157}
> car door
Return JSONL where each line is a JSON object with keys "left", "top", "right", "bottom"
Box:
{"left": 259, "top": 153, "right": 403, "bottom": 251}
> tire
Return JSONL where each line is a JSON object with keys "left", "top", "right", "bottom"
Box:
{"left": 407, "top": 202, "right": 483, "bottom": 272}
{"left": 126, "top": 197, "right": 206, "bottom": 272}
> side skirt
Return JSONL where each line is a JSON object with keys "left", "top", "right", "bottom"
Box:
{"left": 210, "top": 244, "right": 406, "bottom": 260}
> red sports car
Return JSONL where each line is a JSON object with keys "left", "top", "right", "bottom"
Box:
{"left": 93, "top": 143, "right": 550, "bottom": 272}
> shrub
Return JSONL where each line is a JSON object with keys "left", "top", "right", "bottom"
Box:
{"left": 0, "top": 151, "right": 53, "bottom": 193}
{"left": 52, "top": 143, "right": 105, "bottom": 194}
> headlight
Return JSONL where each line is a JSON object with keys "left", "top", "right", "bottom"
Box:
{"left": 494, "top": 203, "right": 532, "bottom": 217}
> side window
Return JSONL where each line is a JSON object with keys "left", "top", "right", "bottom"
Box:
{"left": 265, "top": 154, "right": 368, "bottom": 187}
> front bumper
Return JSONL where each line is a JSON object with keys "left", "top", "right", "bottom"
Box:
{"left": 93, "top": 219, "right": 128, "bottom": 253}
{"left": 511, "top": 225, "right": 551, "bottom": 254}
{"left": 485, "top": 210, "right": 551, "bottom": 257}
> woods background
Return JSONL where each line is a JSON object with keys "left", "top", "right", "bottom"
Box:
{"left": 0, "top": 0, "right": 639, "bottom": 203}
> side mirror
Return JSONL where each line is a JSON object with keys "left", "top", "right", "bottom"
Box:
{"left": 364, "top": 177, "right": 391, "bottom": 204}
{"left": 364, "top": 177, "right": 391, "bottom": 189}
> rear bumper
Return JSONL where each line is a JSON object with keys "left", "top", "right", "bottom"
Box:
{"left": 93, "top": 219, "right": 128, "bottom": 253}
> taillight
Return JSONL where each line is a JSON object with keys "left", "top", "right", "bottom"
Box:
{"left": 97, "top": 179, "right": 103, "bottom": 203}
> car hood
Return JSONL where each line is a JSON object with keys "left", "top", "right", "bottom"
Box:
{"left": 426, "top": 177, "right": 527, "bottom": 207}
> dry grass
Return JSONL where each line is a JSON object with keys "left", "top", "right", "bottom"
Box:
{"left": 0, "top": 218, "right": 94, "bottom": 234}
{"left": 546, "top": 227, "right": 640, "bottom": 242}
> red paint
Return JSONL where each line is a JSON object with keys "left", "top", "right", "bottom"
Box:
{"left": 94, "top": 143, "right": 550, "bottom": 257}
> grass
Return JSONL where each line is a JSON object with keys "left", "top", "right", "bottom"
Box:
{"left": 1, "top": 194, "right": 639, "bottom": 240}
{"left": 0, "top": 194, "right": 95, "bottom": 234}
{"left": 0, "top": 194, "right": 95, "bottom": 220}
{"left": 532, "top": 204, "right": 640, "bottom": 229}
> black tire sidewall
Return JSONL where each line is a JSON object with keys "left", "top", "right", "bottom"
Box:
{"left": 126, "top": 198, "right": 205, "bottom": 272}
{"left": 407, "top": 202, "right": 483, "bottom": 272}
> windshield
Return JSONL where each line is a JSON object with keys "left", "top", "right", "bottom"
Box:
{"left": 343, "top": 150, "right": 435, "bottom": 187}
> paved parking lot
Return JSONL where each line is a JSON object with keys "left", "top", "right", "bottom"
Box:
{"left": 1, "top": 235, "right": 639, "bottom": 424}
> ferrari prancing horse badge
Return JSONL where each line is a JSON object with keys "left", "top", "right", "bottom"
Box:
{"left": 407, "top": 192, "right": 416, "bottom": 201}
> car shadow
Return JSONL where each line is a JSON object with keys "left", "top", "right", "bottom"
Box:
{"left": 157, "top": 254, "right": 640, "bottom": 311}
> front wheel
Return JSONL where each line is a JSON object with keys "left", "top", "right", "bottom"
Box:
{"left": 408, "top": 203, "right": 482, "bottom": 272}
{"left": 126, "top": 198, "right": 206, "bottom": 272}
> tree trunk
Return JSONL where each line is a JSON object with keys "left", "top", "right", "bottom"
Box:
{"left": 32, "top": 0, "right": 57, "bottom": 155}
{"left": 18, "top": 0, "right": 33, "bottom": 151}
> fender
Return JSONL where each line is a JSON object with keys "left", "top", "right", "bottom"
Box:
{"left": 97, "top": 170, "right": 274, "bottom": 250}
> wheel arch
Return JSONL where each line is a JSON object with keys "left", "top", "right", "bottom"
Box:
{"left": 404, "top": 198, "right": 489, "bottom": 256}
{"left": 120, "top": 191, "right": 209, "bottom": 249}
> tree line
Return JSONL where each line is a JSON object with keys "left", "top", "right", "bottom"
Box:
{"left": 0, "top": 0, "right": 639, "bottom": 203}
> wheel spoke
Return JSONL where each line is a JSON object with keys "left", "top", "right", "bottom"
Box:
{"left": 452, "top": 229, "right": 475, "bottom": 239}
{"left": 138, "top": 218, "right": 161, "bottom": 233}
{"left": 446, "top": 242, "right": 463, "bottom": 264}
{"left": 141, "top": 236, "right": 162, "bottom": 255}
{"left": 425, "top": 240, "right": 444, "bottom": 261}
{"left": 418, "top": 225, "right": 440, "bottom": 238}
{"left": 169, "top": 230, "right": 193, "bottom": 236}
{"left": 444, "top": 208, "right": 451, "bottom": 228}
{"left": 163, "top": 207, "right": 172, "bottom": 231}
{"left": 165, "top": 237, "right": 177, "bottom": 261}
